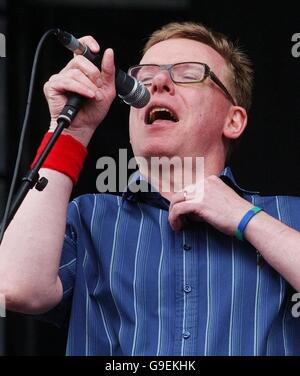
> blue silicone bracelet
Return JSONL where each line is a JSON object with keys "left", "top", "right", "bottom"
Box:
{"left": 235, "top": 206, "right": 262, "bottom": 241}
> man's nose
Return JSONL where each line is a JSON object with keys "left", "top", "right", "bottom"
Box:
{"left": 150, "top": 70, "right": 175, "bottom": 95}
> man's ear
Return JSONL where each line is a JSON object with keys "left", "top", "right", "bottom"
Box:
{"left": 223, "top": 106, "right": 248, "bottom": 140}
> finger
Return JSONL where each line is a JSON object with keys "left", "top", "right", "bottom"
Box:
{"left": 101, "top": 48, "right": 115, "bottom": 86}
{"left": 61, "top": 55, "right": 101, "bottom": 85}
{"left": 45, "top": 73, "right": 96, "bottom": 100}
{"left": 169, "top": 190, "right": 186, "bottom": 212}
{"left": 64, "top": 69, "right": 100, "bottom": 93}
{"left": 169, "top": 184, "right": 198, "bottom": 211}
{"left": 77, "top": 35, "right": 100, "bottom": 54}
{"left": 169, "top": 201, "right": 196, "bottom": 231}
{"left": 169, "top": 214, "right": 185, "bottom": 232}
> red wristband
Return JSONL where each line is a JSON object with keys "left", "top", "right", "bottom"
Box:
{"left": 31, "top": 132, "right": 88, "bottom": 184}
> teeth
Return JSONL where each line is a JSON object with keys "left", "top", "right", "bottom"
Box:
{"left": 148, "top": 107, "right": 178, "bottom": 124}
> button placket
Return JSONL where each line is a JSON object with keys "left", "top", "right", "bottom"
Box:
{"left": 182, "top": 330, "right": 191, "bottom": 339}
{"left": 183, "top": 244, "right": 191, "bottom": 251}
{"left": 181, "top": 230, "right": 194, "bottom": 348}
{"left": 184, "top": 284, "right": 192, "bottom": 293}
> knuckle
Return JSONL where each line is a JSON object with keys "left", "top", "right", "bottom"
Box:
{"left": 73, "top": 54, "right": 86, "bottom": 65}
{"left": 67, "top": 68, "right": 81, "bottom": 78}
{"left": 90, "top": 70, "right": 101, "bottom": 82}
{"left": 61, "top": 77, "right": 72, "bottom": 87}
{"left": 44, "top": 75, "right": 60, "bottom": 94}
{"left": 78, "top": 35, "right": 98, "bottom": 47}
{"left": 71, "top": 57, "right": 100, "bottom": 80}
{"left": 66, "top": 69, "right": 87, "bottom": 84}
{"left": 78, "top": 35, "right": 93, "bottom": 43}
{"left": 171, "top": 204, "right": 180, "bottom": 217}
{"left": 208, "top": 175, "right": 219, "bottom": 182}
{"left": 43, "top": 81, "right": 49, "bottom": 95}
{"left": 48, "top": 73, "right": 58, "bottom": 83}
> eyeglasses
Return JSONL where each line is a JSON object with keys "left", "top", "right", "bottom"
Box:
{"left": 128, "top": 62, "right": 236, "bottom": 106}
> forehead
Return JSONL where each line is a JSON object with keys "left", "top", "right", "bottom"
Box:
{"left": 140, "top": 38, "right": 228, "bottom": 78}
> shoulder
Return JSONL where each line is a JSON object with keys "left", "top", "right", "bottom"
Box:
{"left": 71, "top": 192, "right": 122, "bottom": 207}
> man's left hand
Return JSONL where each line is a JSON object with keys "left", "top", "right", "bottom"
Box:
{"left": 168, "top": 175, "right": 253, "bottom": 235}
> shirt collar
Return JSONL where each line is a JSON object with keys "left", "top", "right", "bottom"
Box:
{"left": 122, "top": 167, "right": 259, "bottom": 209}
{"left": 122, "top": 170, "right": 170, "bottom": 210}
{"left": 220, "top": 167, "right": 259, "bottom": 195}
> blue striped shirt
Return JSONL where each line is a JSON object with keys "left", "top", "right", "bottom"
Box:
{"left": 45, "top": 167, "right": 300, "bottom": 355}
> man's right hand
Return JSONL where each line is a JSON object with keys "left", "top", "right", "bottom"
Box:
{"left": 43, "top": 36, "right": 116, "bottom": 146}
{"left": 0, "top": 36, "right": 116, "bottom": 315}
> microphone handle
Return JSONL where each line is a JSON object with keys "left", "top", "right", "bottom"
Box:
{"left": 57, "top": 46, "right": 102, "bottom": 125}
{"left": 80, "top": 45, "right": 101, "bottom": 65}
{"left": 57, "top": 95, "right": 84, "bottom": 125}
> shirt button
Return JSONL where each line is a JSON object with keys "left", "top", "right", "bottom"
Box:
{"left": 182, "top": 330, "right": 191, "bottom": 339}
{"left": 184, "top": 284, "right": 192, "bottom": 293}
{"left": 183, "top": 244, "right": 191, "bottom": 251}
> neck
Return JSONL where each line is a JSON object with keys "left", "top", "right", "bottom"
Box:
{"left": 138, "top": 154, "right": 225, "bottom": 201}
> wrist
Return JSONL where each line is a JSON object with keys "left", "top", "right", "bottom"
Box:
{"left": 235, "top": 206, "right": 263, "bottom": 241}
{"left": 31, "top": 132, "right": 88, "bottom": 185}
{"left": 227, "top": 203, "right": 253, "bottom": 236}
{"left": 49, "top": 121, "right": 95, "bottom": 147}
{"left": 61, "top": 128, "right": 94, "bottom": 147}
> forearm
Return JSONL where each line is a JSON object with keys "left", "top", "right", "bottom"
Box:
{"left": 0, "top": 39, "right": 116, "bottom": 314}
{"left": 0, "top": 168, "right": 73, "bottom": 313}
{"left": 244, "top": 211, "right": 300, "bottom": 292}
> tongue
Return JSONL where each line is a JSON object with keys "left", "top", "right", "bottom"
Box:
{"left": 152, "top": 118, "right": 174, "bottom": 125}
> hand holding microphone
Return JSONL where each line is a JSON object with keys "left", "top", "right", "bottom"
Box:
{"left": 43, "top": 31, "right": 150, "bottom": 146}
{"left": 56, "top": 30, "right": 150, "bottom": 109}
{"left": 0, "top": 29, "right": 149, "bottom": 243}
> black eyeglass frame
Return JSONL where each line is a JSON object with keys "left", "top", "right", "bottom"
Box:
{"left": 128, "top": 62, "right": 236, "bottom": 106}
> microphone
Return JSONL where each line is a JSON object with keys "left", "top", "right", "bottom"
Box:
{"left": 54, "top": 29, "right": 150, "bottom": 124}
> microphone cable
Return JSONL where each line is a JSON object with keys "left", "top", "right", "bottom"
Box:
{"left": 0, "top": 29, "right": 59, "bottom": 244}
{"left": 0, "top": 28, "right": 149, "bottom": 244}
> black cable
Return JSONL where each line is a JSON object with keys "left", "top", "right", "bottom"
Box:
{"left": 0, "top": 29, "right": 59, "bottom": 244}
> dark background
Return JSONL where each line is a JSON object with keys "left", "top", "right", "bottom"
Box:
{"left": 0, "top": 0, "right": 300, "bottom": 355}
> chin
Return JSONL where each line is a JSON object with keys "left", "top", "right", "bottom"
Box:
{"left": 134, "top": 143, "right": 177, "bottom": 159}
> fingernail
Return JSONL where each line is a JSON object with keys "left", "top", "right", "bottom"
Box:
{"left": 96, "top": 78, "right": 102, "bottom": 87}
{"left": 92, "top": 43, "right": 99, "bottom": 51}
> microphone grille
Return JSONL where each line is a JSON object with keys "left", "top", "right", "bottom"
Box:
{"left": 119, "top": 81, "right": 150, "bottom": 108}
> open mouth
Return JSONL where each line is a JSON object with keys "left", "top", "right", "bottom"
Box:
{"left": 146, "top": 107, "right": 179, "bottom": 125}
